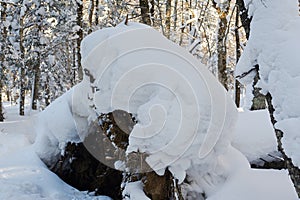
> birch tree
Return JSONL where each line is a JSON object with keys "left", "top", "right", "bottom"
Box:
{"left": 212, "top": 0, "right": 231, "bottom": 90}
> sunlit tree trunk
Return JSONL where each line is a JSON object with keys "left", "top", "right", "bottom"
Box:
{"left": 165, "top": 0, "right": 171, "bottom": 39}
{"left": 173, "top": 0, "right": 178, "bottom": 32}
{"left": 213, "top": 0, "right": 231, "bottom": 90}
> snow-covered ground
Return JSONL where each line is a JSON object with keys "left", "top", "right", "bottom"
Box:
{"left": 1, "top": 98, "right": 297, "bottom": 200}
{"left": 0, "top": 99, "right": 111, "bottom": 200}
{"left": 0, "top": 21, "right": 298, "bottom": 199}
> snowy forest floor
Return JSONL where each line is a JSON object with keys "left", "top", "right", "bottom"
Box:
{"left": 0, "top": 97, "right": 298, "bottom": 200}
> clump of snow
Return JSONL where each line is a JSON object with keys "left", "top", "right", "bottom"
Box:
{"left": 236, "top": 0, "right": 300, "bottom": 167}
{"left": 79, "top": 21, "right": 238, "bottom": 185}
{"left": 0, "top": 130, "right": 110, "bottom": 200}
{"left": 232, "top": 109, "right": 278, "bottom": 162}
{"left": 123, "top": 181, "right": 150, "bottom": 200}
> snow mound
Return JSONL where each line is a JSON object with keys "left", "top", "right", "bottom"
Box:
{"left": 77, "top": 21, "right": 237, "bottom": 183}
{"left": 33, "top": 89, "right": 81, "bottom": 164}
{"left": 236, "top": 0, "right": 300, "bottom": 167}
{"left": 0, "top": 142, "right": 110, "bottom": 200}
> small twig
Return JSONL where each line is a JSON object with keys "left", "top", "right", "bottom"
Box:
{"left": 124, "top": 14, "right": 129, "bottom": 25}
{"left": 267, "top": 153, "right": 285, "bottom": 161}
{"left": 260, "top": 0, "right": 267, "bottom": 8}
{"left": 236, "top": 65, "right": 258, "bottom": 79}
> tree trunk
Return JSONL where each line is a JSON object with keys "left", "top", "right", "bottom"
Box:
{"left": 179, "top": 0, "right": 184, "bottom": 46}
{"left": 95, "top": 0, "right": 99, "bottom": 26}
{"left": 235, "top": 4, "right": 241, "bottom": 107}
{"left": 173, "top": 0, "right": 178, "bottom": 32}
{"left": 72, "top": 44, "right": 77, "bottom": 85}
{"left": 139, "top": 0, "right": 151, "bottom": 25}
{"left": 19, "top": 15, "right": 26, "bottom": 116}
{"left": 217, "top": 15, "right": 228, "bottom": 90}
{"left": 266, "top": 93, "right": 300, "bottom": 197}
{"left": 88, "top": 0, "right": 95, "bottom": 34}
{"left": 0, "top": 75, "right": 3, "bottom": 121}
{"left": 0, "top": 83, "right": 3, "bottom": 121}
{"left": 235, "top": 0, "right": 265, "bottom": 109}
{"left": 32, "top": 15, "right": 42, "bottom": 111}
{"left": 76, "top": 1, "right": 84, "bottom": 81}
{"left": 0, "top": 2, "right": 7, "bottom": 121}
{"left": 250, "top": 69, "right": 266, "bottom": 110}
{"left": 298, "top": 0, "right": 300, "bottom": 15}
{"left": 150, "top": 0, "right": 155, "bottom": 17}
{"left": 236, "top": 0, "right": 251, "bottom": 39}
{"left": 212, "top": 0, "right": 231, "bottom": 90}
{"left": 165, "top": 0, "right": 172, "bottom": 39}
{"left": 32, "top": 53, "right": 40, "bottom": 110}
{"left": 45, "top": 75, "right": 51, "bottom": 107}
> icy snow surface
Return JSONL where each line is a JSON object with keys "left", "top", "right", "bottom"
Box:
{"left": 236, "top": 0, "right": 300, "bottom": 167}
{"left": 0, "top": 98, "right": 111, "bottom": 200}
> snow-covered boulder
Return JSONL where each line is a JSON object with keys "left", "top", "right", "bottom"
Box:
{"left": 73, "top": 22, "right": 238, "bottom": 185}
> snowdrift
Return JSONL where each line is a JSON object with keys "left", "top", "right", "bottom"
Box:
{"left": 76, "top": 22, "right": 237, "bottom": 183}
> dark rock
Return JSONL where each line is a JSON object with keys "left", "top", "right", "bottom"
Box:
{"left": 143, "top": 169, "right": 179, "bottom": 200}
{"left": 49, "top": 109, "right": 184, "bottom": 199}
{"left": 50, "top": 110, "right": 136, "bottom": 200}
{"left": 51, "top": 142, "right": 123, "bottom": 199}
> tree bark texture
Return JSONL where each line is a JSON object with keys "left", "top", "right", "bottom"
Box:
{"left": 19, "top": 15, "right": 26, "bottom": 116}
{"left": 165, "top": 0, "right": 172, "bottom": 38}
{"left": 235, "top": 4, "right": 241, "bottom": 107}
{"left": 32, "top": 15, "right": 42, "bottom": 110}
{"left": 0, "top": 2, "right": 7, "bottom": 121}
{"left": 236, "top": 0, "right": 251, "bottom": 39}
{"left": 266, "top": 93, "right": 300, "bottom": 197}
{"left": 88, "top": 0, "right": 95, "bottom": 34}
{"left": 76, "top": 1, "right": 84, "bottom": 80}
{"left": 213, "top": 0, "right": 231, "bottom": 90}
{"left": 139, "top": 0, "right": 151, "bottom": 25}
